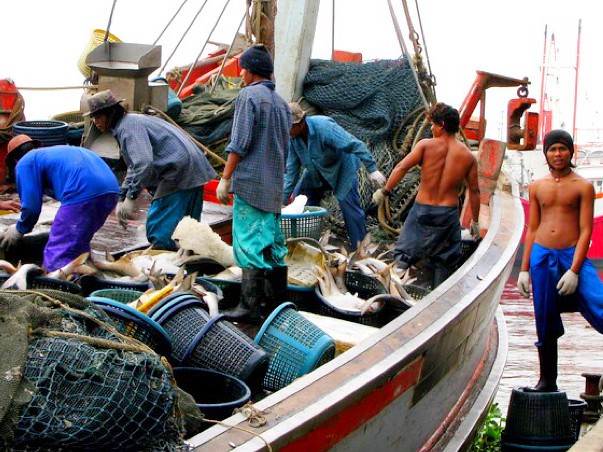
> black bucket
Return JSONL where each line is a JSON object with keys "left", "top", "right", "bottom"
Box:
{"left": 501, "top": 388, "right": 576, "bottom": 451}
{"left": 173, "top": 367, "right": 251, "bottom": 422}
{"left": 568, "top": 398, "right": 587, "bottom": 442}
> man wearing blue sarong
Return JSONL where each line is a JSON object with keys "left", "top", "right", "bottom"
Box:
{"left": 518, "top": 129, "right": 603, "bottom": 392}
{"left": 283, "top": 102, "right": 386, "bottom": 251}
{"left": 87, "top": 89, "right": 216, "bottom": 250}
{"left": 0, "top": 135, "right": 119, "bottom": 272}
{"left": 216, "top": 45, "right": 292, "bottom": 323}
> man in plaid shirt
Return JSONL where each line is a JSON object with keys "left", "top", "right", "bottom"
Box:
{"left": 217, "top": 44, "right": 292, "bottom": 323}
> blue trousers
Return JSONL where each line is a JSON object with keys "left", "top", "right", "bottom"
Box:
{"left": 232, "top": 196, "right": 287, "bottom": 270}
{"left": 530, "top": 243, "right": 603, "bottom": 347}
{"left": 146, "top": 186, "right": 204, "bottom": 250}
{"left": 294, "top": 177, "right": 366, "bottom": 250}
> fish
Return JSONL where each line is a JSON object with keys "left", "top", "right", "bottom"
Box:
{"left": 1, "top": 264, "right": 44, "bottom": 290}
{"left": 92, "top": 250, "right": 144, "bottom": 278}
{"left": 0, "top": 260, "right": 17, "bottom": 274}
{"left": 203, "top": 291, "right": 220, "bottom": 318}
{"left": 47, "top": 253, "right": 90, "bottom": 280}
{"left": 212, "top": 266, "right": 242, "bottom": 281}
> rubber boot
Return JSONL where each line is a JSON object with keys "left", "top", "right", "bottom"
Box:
{"left": 265, "top": 266, "right": 288, "bottom": 314}
{"left": 526, "top": 342, "right": 559, "bottom": 392}
{"left": 223, "top": 268, "right": 266, "bottom": 324}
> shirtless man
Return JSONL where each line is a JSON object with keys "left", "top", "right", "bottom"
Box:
{"left": 373, "top": 102, "right": 480, "bottom": 287}
{"left": 517, "top": 129, "right": 603, "bottom": 392}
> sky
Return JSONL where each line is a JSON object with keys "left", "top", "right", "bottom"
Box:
{"left": 1, "top": 0, "right": 601, "bottom": 143}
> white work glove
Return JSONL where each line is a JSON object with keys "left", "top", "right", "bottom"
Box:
{"left": 372, "top": 188, "right": 391, "bottom": 205}
{"left": 470, "top": 221, "right": 481, "bottom": 241}
{"left": 116, "top": 198, "right": 136, "bottom": 228}
{"left": 557, "top": 269, "right": 579, "bottom": 296}
{"left": 368, "top": 170, "right": 386, "bottom": 186}
{"left": 217, "top": 178, "right": 232, "bottom": 204}
{"left": 0, "top": 224, "right": 23, "bottom": 249}
{"left": 517, "top": 271, "right": 530, "bottom": 297}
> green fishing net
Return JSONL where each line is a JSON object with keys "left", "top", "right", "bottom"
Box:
{"left": 0, "top": 289, "right": 203, "bottom": 451}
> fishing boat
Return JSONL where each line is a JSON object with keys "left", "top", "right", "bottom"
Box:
{"left": 0, "top": 0, "right": 531, "bottom": 449}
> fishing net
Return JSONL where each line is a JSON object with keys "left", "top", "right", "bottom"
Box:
{"left": 0, "top": 289, "right": 203, "bottom": 451}
{"left": 301, "top": 58, "right": 430, "bottom": 238}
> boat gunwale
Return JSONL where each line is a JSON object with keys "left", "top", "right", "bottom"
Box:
{"left": 188, "top": 181, "right": 523, "bottom": 450}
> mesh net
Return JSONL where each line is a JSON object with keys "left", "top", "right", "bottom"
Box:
{"left": 0, "top": 290, "right": 203, "bottom": 451}
{"left": 301, "top": 58, "right": 430, "bottom": 237}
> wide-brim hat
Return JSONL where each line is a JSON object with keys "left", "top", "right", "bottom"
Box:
{"left": 84, "top": 89, "right": 125, "bottom": 117}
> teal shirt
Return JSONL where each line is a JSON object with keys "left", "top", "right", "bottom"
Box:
{"left": 283, "top": 116, "right": 377, "bottom": 201}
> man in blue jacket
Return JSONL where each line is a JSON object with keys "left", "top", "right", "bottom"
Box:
{"left": 283, "top": 102, "right": 386, "bottom": 250}
{"left": 0, "top": 134, "right": 119, "bottom": 272}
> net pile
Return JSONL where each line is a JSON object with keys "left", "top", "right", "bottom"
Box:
{"left": 0, "top": 289, "right": 202, "bottom": 451}
{"left": 302, "top": 58, "right": 430, "bottom": 236}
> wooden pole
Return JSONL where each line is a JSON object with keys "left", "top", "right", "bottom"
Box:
{"left": 572, "top": 19, "right": 582, "bottom": 148}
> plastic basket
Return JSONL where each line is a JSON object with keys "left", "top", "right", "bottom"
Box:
{"left": 89, "top": 288, "right": 143, "bottom": 304}
{"left": 173, "top": 367, "right": 251, "bottom": 424}
{"left": 78, "top": 29, "right": 121, "bottom": 78}
{"left": 79, "top": 275, "right": 151, "bottom": 296}
{"left": 568, "top": 399, "right": 587, "bottom": 442}
{"left": 153, "top": 300, "right": 269, "bottom": 391}
{"left": 315, "top": 271, "right": 389, "bottom": 326}
{"left": 87, "top": 296, "right": 171, "bottom": 356}
{"left": 280, "top": 206, "right": 327, "bottom": 240}
{"left": 254, "top": 302, "right": 335, "bottom": 391}
{"left": 0, "top": 274, "right": 82, "bottom": 294}
{"left": 13, "top": 120, "right": 69, "bottom": 147}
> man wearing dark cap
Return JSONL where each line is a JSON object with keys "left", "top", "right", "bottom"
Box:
{"left": 87, "top": 89, "right": 216, "bottom": 250}
{"left": 518, "top": 129, "right": 603, "bottom": 392}
{"left": 0, "top": 134, "right": 119, "bottom": 271}
{"left": 217, "top": 44, "right": 292, "bottom": 323}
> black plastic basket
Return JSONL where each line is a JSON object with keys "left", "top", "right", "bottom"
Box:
{"left": 568, "top": 399, "right": 587, "bottom": 442}
{"left": 87, "top": 296, "right": 172, "bottom": 356}
{"left": 0, "top": 274, "right": 82, "bottom": 294}
{"left": 315, "top": 271, "right": 389, "bottom": 326}
{"left": 153, "top": 300, "right": 269, "bottom": 391}
{"left": 79, "top": 275, "right": 151, "bottom": 296}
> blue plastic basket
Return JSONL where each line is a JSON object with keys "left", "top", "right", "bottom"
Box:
{"left": 280, "top": 206, "right": 327, "bottom": 240}
{"left": 89, "top": 288, "right": 143, "bottom": 304}
{"left": 254, "top": 302, "right": 336, "bottom": 391}
{"left": 87, "top": 296, "right": 172, "bottom": 356}
{"left": 13, "top": 120, "right": 69, "bottom": 147}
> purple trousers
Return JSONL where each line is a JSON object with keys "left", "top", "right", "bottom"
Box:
{"left": 43, "top": 193, "right": 118, "bottom": 272}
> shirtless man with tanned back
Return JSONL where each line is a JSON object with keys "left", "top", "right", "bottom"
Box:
{"left": 518, "top": 129, "right": 603, "bottom": 392}
{"left": 373, "top": 102, "right": 480, "bottom": 287}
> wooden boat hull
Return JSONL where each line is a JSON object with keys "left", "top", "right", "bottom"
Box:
{"left": 188, "top": 183, "right": 523, "bottom": 450}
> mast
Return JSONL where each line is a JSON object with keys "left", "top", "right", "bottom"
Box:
{"left": 572, "top": 19, "right": 582, "bottom": 145}
{"left": 538, "top": 25, "right": 547, "bottom": 143}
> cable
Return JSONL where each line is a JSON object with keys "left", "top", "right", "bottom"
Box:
{"left": 153, "top": 0, "right": 190, "bottom": 45}
{"left": 103, "top": 0, "right": 118, "bottom": 42}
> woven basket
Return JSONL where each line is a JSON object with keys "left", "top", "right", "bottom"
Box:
{"left": 78, "top": 29, "right": 121, "bottom": 78}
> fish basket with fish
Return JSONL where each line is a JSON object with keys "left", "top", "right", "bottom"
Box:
{"left": 0, "top": 273, "right": 82, "bottom": 294}
{"left": 280, "top": 206, "right": 328, "bottom": 241}
{"left": 79, "top": 274, "right": 151, "bottom": 296}
{"left": 254, "top": 302, "right": 336, "bottom": 391}
{"left": 315, "top": 269, "right": 390, "bottom": 327}
{"left": 151, "top": 298, "right": 269, "bottom": 391}
{"left": 87, "top": 297, "right": 172, "bottom": 356}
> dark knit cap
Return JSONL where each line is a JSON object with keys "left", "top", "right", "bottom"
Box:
{"left": 239, "top": 44, "right": 273, "bottom": 78}
{"left": 543, "top": 129, "right": 574, "bottom": 156}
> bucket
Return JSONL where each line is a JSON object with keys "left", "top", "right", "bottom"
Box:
{"left": 254, "top": 302, "right": 335, "bottom": 391}
{"left": 568, "top": 398, "right": 587, "bottom": 442}
{"left": 173, "top": 367, "right": 250, "bottom": 423}
{"left": 153, "top": 299, "right": 269, "bottom": 391}
{"left": 501, "top": 388, "right": 575, "bottom": 451}
{"left": 13, "top": 120, "right": 69, "bottom": 147}
{"left": 78, "top": 29, "right": 121, "bottom": 78}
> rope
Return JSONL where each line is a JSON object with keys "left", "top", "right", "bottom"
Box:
{"left": 413, "top": 0, "right": 436, "bottom": 98}
{"left": 159, "top": 0, "right": 211, "bottom": 76}
{"left": 103, "top": 0, "right": 119, "bottom": 42}
{"left": 201, "top": 402, "right": 273, "bottom": 451}
{"left": 177, "top": 0, "right": 233, "bottom": 97}
{"left": 15, "top": 85, "right": 97, "bottom": 91}
{"left": 153, "top": 0, "right": 190, "bottom": 45}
